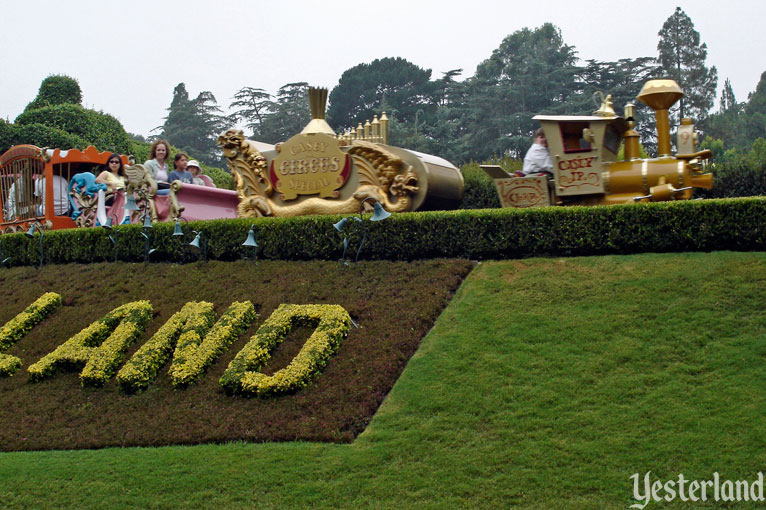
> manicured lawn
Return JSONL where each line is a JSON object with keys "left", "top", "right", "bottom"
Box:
{"left": 0, "top": 252, "right": 764, "bottom": 509}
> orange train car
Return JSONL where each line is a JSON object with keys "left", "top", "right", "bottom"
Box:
{"left": 0, "top": 145, "right": 130, "bottom": 234}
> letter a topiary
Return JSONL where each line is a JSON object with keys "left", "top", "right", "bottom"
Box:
{"left": 27, "top": 301, "right": 152, "bottom": 387}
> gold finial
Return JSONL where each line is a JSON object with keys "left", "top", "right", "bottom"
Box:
{"left": 637, "top": 79, "right": 684, "bottom": 157}
{"left": 372, "top": 115, "right": 380, "bottom": 142}
{"left": 380, "top": 112, "right": 389, "bottom": 145}
{"left": 308, "top": 87, "right": 328, "bottom": 119}
{"left": 301, "top": 86, "right": 335, "bottom": 135}
{"left": 357, "top": 122, "right": 364, "bottom": 140}
{"left": 364, "top": 120, "right": 371, "bottom": 140}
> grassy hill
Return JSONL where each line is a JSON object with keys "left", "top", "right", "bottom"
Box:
{"left": 0, "top": 251, "right": 765, "bottom": 509}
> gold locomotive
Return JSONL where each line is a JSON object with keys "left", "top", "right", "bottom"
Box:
{"left": 483, "top": 79, "right": 713, "bottom": 208}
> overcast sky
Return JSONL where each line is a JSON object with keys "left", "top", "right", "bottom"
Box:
{"left": 1, "top": 0, "right": 763, "bottom": 137}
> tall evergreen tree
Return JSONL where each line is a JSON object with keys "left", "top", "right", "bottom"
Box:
{"left": 743, "top": 70, "right": 766, "bottom": 143}
{"left": 707, "top": 78, "right": 747, "bottom": 150}
{"left": 158, "top": 83, "right": 226, "bottom": 164}
{"left": 566, "top": 57, "right": 659, "bottom": 153}
{"left": 656, "top": 7, "right": 717, "bottom": 125}
{"left": 719, "top": 78, "right": 737, "bottom": 111}
{"left": 255, "top": 82, "right": 311, "bottom": 144}
{"left": 461, "top": 23, "right": 578, "bottom": 159}
{"left": 228, "top": 87, "right": 274, "bottom": 139}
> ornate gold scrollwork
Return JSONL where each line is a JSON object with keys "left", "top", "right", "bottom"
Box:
{"left": 168, "top": 181, "right": 185, "bottom": 221}
{"left": 69, "top": 185, "right": 101, "bottom": 228}
{"left": 124, "top": 164, "right": 160, "bottom": 222}
{"left": 217, "top": 130, "right": 419, "bottom": 218}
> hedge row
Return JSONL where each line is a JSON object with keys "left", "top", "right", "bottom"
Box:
{"left": 1, "top": 198, "right": 764, "bottom": 266}
{"left": 15, "top": 104, "right": 132, "bottom": 155}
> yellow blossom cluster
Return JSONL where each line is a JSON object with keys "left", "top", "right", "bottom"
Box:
{"left": 220, "top": 304, "right": 350, "bottom": 397}
{"left": 169, "top": 301, "right": 256, "bottom": 388}
{"left": 0, "top": 292, "right": 62, "bottom": 377}
{"left": 28, "top": 301, "right": 153, "bottom": 387}
{"left": 116, "top": 301, "right": 216, "bottom": 393}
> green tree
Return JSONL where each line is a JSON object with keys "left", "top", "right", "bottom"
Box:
{"left": 461, "top": 23, "right": 578, "bottom": 159}
{"left": 566, "top": 57, "right": 659, "bottom": 153}
{"left": 157, "top": 83, "right": 226, "bottom": 164}
{"left": 228, "top": 87, "right": 274, "bottom": 139}
{"left": 256, "top": 82, "right": 310, "bottom": 144}
{"left": 1, "top": 75, "right": 132, "bottom": 154}
{"left": 327, "top": 57, "right": 433, "bottom": 130}
{"left": 707, "top": 78, "right": 747, "bottom": 150}
{"left": 656, "top": 7, "right": 717, "bottom": 125}
{"left": 744, "top": 70, "right": 766, "bottom": 142}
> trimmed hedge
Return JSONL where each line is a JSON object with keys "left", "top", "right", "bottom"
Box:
{"left": 0, "top": 123, "right": 89, "bottom": 155}
{"left": 1, "top": 198, "right": 764, "bottom": 266}
{"left": 15, "top": 104, "right": 131, "bottom": 154}
{"left": 24, "top": 75, "right": 82, "bottom": 112}
{"left": 459, "top": 162, "right": 501, "bottom": 209}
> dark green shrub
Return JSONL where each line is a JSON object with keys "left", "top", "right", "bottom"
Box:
{"left": 127, "top": 139, "right": 151, "bottom": 164}
{"left": 24, "top": 75, "right": 82, "bottom": 111}
{"left": 2, "top": 198, "right": 763, "bottom": 267}
{"left": 696, "top": 160, "right": 766, "bottom": 199}
{"left": 460, "top": 157, "right": 523, "bottom": 209}
{"left": 15, "top": 104, "right": 131, "bottom": 154}
{"left": 460, "top": 163, "right": 501, "bottom": 209}
{"left": 203, "top": 166, "right": 234, "bottom": 189}
{"left": 12, "top": 123, "right": 88, "bottom": 152}
{"left": 0, "top": 119, "right": 17, "bottom": 154}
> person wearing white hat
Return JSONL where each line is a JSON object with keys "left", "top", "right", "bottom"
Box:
{"left": 186, "top": 160, "right": 216, "bottom": 187}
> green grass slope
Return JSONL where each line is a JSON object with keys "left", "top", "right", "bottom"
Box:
{"left": 1, "top": 251, "right": 765, "bottom": 509}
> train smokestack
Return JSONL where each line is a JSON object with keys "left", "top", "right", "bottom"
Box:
{"left": 637, "top": 80, "right": 683, "bottom": 157}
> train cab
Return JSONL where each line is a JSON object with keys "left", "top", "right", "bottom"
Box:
{"left": 534, "top": 105, "right": 627, "bottom": 199}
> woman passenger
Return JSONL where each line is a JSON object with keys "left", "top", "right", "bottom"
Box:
{"left": 94, "top": 153, "right": 131, "bottom": 225}
{"left": 144, "top": 139, "right": 171, "bottom": 186}
{"left": 95, "top": 154, "right": 127, "bottom": 204}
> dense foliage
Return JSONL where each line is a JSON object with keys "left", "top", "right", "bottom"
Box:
{"left": 1, "top": 198, "right": 763, "bottom": 267}
{"left": 1, "top": 74, "right": 132, "bottom": 156}
{"left": 229, "top": 83, "right": 311, "bottom": 144}
{"left": 15, "top": 104, "right": 131, "bottom": 154}
{"left": 656, "top": 7, "right": 718, "bottom": 127}
{"left": 155, "top": 83, "right": 227, "bottom": 165}
{"left": 327, "top": 57, "right": 433, "bottom": 130}
{"left": 23, "top": 75, "right": 83, "bottom": 112}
